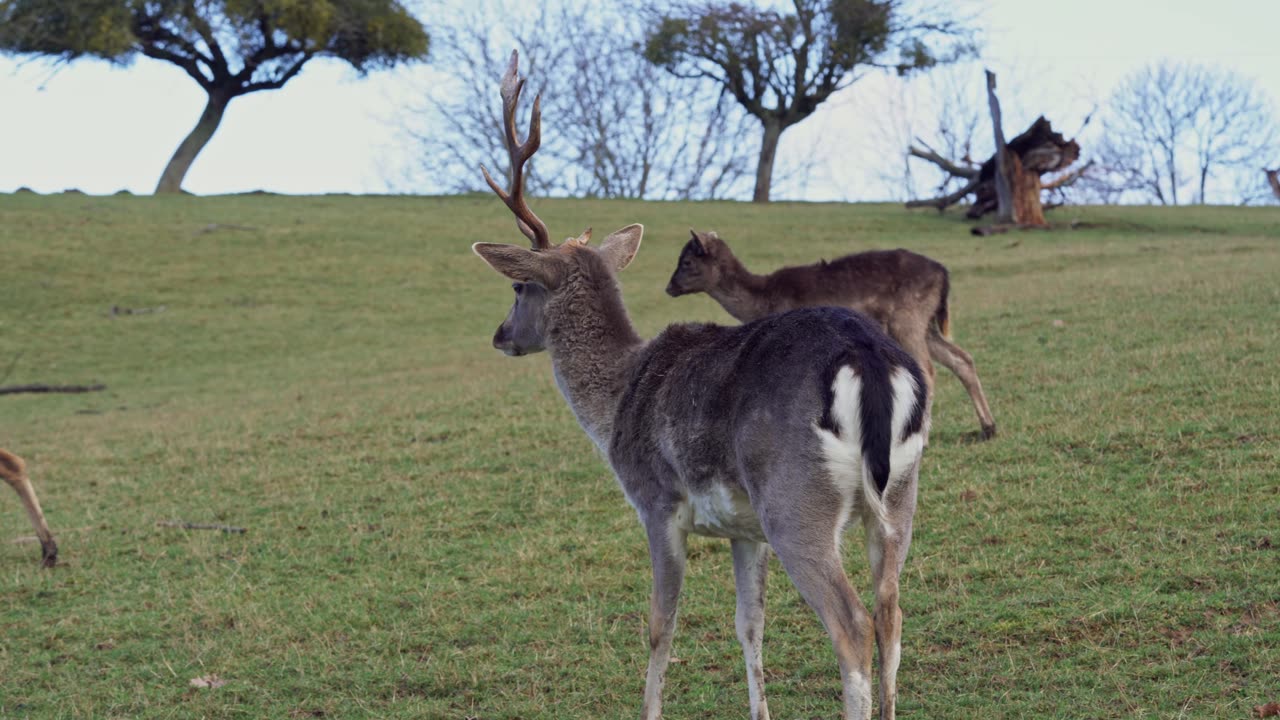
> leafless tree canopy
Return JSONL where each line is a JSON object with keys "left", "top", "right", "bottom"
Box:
{"left": 399, "top": 1, "right": 755, "bottom": 201}
{"left": 1087, "top": 62, "right": 1279, "bottom": 206}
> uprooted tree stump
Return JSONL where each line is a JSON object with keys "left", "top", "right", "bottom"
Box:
{"left": 908, "top": 117, "right": 1087, "bottom": 221}
{"left": 906, "top": 70, "right": 1089, "bottom": 230}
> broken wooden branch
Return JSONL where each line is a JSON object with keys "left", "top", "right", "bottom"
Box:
{"left": 906, "top": 176, "right": 983, "bottom": 211}
{"left": 1043, "top": 159, "right": 1096, "bottom": 190}
{"left": 0, "top": 351, "right": 23, "bottom": 386}
{"left": 197, "top": 223, "right": 257, "bottom": 234}
{"left": 0, "top": 383, "right": 106, "bottom": 396}
{"left": 110, "top": 305, "right": 167, "bottom": 316}
{"left": 907, "top": 144, "right": 978, "bottom": 179}
{"left": 971, "top": 224, "right": 1013, "bottom": 237}
{"left": 156, "top": 520, "right": 247, "bottom": 534}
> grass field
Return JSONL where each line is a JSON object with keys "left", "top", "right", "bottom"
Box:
{"left": 1, "top": 193, "right": 1277, "bottom": 719}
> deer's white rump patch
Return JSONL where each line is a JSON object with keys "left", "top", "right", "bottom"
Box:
{"left": 816, "top": 365, "right": 924, "bottom": 539}
{"left": 888, "top": 367, "right": 925, "bottom": 486}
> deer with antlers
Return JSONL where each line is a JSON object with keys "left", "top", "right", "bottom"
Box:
{"left": 470, "top": 50, "right": 928, "bottom": 720}
{"left": 0, "top": 449, "right": 58, "bottom": 567}
{"left": 666, "top": 232, "right": 997, "bottom": 440}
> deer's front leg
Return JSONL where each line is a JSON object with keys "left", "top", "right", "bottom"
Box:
{"left": 641, "top": 512, "right": 687, "bottom": 720}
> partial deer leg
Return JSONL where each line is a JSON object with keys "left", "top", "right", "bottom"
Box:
{"left": 926, "top": 328, "right": 996, "bottom": 439}
{"left": 0, "top": 450, "right": 58, "bottom": 568}
{"left": 866, "top": 470, "right": 919, "bottom": 720}
{"left": 731, "top": 539, "right": 771, "bottom": 720}
{"left": 769, "top": 526, "right": 874, "bottom": 719}
{"left": 642, "top": 516, "right": 687, "bottom": 720}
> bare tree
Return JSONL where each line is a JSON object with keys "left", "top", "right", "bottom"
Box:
{"left": 644, "top": 0, "right": 977, "bottom": 203}
{"left": 1091, "top": 62, "right": 1279, "bottom": 205}
{"left": 399, "top": 0, "right": 754, "bottom": 200}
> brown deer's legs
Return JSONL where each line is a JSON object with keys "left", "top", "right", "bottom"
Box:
{"left": 731, "top": 539, "right": 771, "bottom": 720}
{"left": 642, "top": 518, "right": 687, "bottom": 720}
{"left": 926, "top": 328, "right": 996, "bottom": 439}
{"left": 0, "top": 450, "right": 58, "bottom": 568}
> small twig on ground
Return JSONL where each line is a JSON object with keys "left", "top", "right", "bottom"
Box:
{"left": 0, "top": 351, "right": 24, "bottom": 385}
{"left": 197, "top": 223, "right": 257, "bottom": 234}
{"left": 0, "top": 383, "right": 106, "bottom": 396}
{"left": 110, "top": 305, "right": 167, "bottom": 316}
{"left": 971, "top": 224, "right": 1013, "bottom": 237}
{"left": 156, "top": 520, "right": 247, "bottom": 534}
{"left": 973, "top": 223, "right": 1056, "bottom": 237}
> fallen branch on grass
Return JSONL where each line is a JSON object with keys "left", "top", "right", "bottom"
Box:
{"left": 110, "top": 305, "right": 167, "bottom": 316}
{"left": 156, "top": 520, "right": 247, "bottom": 534}
{"left": 0, "top": 383, "right": 106, "bottom": 396}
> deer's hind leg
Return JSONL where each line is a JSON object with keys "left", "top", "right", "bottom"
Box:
{"left": 865, "top": 464, "right": 919, "bottom": 720}
{"left": 926, "top": 328, "right": 996, "bottom": 439}
{"left": 0, "top": 450, "right": 57, "bottom": 568}
{"left": 764, "top": 501, "right": 875, "bottom": 720}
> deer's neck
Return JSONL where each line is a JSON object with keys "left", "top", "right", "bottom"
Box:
{"left": 544, "top": 273, "right": 644, "bottom": 452}
{"left": 707, "top": 255, "right": 772, "bottom": 322}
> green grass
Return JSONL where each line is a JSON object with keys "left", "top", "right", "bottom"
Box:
{"left": 1, "top": 194, "right": 1277, "bottom": 719}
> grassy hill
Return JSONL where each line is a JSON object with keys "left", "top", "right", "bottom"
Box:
{"left": 1, "top": 194, "right": 1277, "bottom": 718}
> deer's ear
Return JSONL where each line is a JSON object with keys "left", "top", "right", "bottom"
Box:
{"left": 600, "top": 224, "right": 643, "bottom": 272}
{"left": 472, "top": 243, "right": 557, "bottom": 286}
{"left": 688, "top": 228, "right": 707, "bottom": 256}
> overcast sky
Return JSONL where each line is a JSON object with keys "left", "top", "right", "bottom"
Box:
{"left": 1, "top": 0, "right": 1278, "bottom": 200}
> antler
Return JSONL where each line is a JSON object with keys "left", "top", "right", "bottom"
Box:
{"left": 480, "top": 50, "right": 552, "bottom": 250}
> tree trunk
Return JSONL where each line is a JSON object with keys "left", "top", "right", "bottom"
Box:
{"left": 985, "top": 70, "right": 1014, "bottom": 224}
{"left": 752, "top": 120, "right": 783, "bottom": 203}
{"left": 1266, "top": 169, "right": 1280, "bottom": 200}
{"left": 1009, "top": 152, "right": 1047, "bottom": 226}
{"left": 155, "top": 89, "right": 233, "bottom": 195}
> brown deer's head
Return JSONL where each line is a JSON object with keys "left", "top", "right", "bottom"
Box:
{"left": 665, "top": 230, "right": 729, "bottom": 297}
{"left": 471, "top": 50, "right": 644, "bottom": 356}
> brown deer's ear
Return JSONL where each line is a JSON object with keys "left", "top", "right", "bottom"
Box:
{"left": 472, "top": 243, "right": 558, "bottom": 286}
{"left": 600, "top": 224, "right": 643, "bottom": 272}
{"left": 688, "top": 228, "right": 707, "bottom": 256}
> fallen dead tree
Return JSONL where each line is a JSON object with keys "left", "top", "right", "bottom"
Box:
{"left": 908, "top": 116, "right": 1085, "bottom": 220}
{"left": 907, "top": 71, "right": 1089, "bottom": 229}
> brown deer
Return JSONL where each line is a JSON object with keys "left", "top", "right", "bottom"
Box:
{"left": 470, "top": 51, "right": 928, "bottom": 720}
{"left": 666, "top": 232, "right": 997, "bottom": 440}
{"left": 0, "top": 449, "right": 58, "bottom": 567}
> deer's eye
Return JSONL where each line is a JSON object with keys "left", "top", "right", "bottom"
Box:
{"left": 512, "top": 282, "right": 523, "bottom": 294}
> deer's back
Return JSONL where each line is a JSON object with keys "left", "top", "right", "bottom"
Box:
{"left": 608, "top": 306, "right": 925, "bottom": 524}
{"left": 763, "top": 248, "right": 947, "bottom": 324}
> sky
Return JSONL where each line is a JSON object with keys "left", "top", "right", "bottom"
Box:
{"left": 1, "top": 0, "right": 1278, "bottom": 200}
